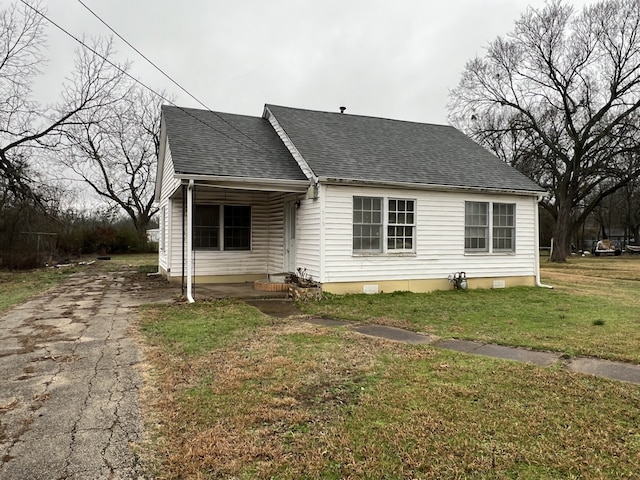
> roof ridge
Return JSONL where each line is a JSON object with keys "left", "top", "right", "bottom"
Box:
{"left": 264, "top": 103, "right": 453, "bottom": 129}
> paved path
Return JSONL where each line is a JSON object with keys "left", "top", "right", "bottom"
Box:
{"left": 0, "top": 268, "right": 170, "bottom": 480}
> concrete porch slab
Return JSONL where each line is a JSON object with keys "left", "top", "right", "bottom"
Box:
{"left": 183, "top": 283, "right": 289, "bottom": 300}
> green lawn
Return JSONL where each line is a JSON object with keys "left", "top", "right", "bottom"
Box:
{"left": 138, "top": 256, "right": 640, "bottom": 479}
{"left": 297, "top": 285, "right": 640, "bottom": 363}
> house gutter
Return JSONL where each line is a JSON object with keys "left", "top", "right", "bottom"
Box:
{"left": 185, "top": 179, "right": 195, "bottom": 303}
{"left": 317, "top": 177, "right": 544, "bottom": 197}
{"left": 534, "top": 194, "right": 553, "bottom": 289}
{"left": 175, "top": 174, "right": 309, "bottom": 192}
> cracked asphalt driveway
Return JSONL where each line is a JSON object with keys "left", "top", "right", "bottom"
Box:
{"left": 0, "top": 267, "right": 172, "bottom": 480}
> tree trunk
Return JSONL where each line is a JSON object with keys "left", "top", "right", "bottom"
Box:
{"left": 550, "top": 203, "right": 572, "bottom": 262}
{"left": 135, "top": 217, "right": 150, "bottom": 252}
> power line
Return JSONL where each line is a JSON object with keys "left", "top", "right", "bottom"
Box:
{"left": 74, "top": 0, "right": 269, "bottom": 152}
{"left": 18, "top": 0, "right": 268, "bottom": 155}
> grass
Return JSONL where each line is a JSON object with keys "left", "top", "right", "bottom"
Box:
{"left": 296, "top": 256, "right": 640, "bottom": 363}
{"left": 137, "top": 255, "right": 640, "bottom": 479}
{"left": 0, "top": 267, "right": 78, "bottom": 314}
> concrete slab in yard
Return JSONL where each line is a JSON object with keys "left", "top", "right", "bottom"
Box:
{"left": 567, "top": 357, "right": 640, "bottom": 384}
{"left": 434, "top": 339, "right": 561, "bottom": 366}
{"left": 352, "top": 324, "right": 435, "bottom": 344}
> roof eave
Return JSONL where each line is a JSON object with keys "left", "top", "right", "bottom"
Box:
{"left": 318, "top": 177, "right": 544, "bottom": 197}
{"left": 175, "top": 173, "right": 310, "bottom": 192}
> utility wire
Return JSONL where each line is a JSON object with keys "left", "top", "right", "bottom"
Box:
{"left": 74, "top": 0, "right": 269, "bottom": 152}
{"left": 18, "top": 0, "right": 268, "bottom": 155}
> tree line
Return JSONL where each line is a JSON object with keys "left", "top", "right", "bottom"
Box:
{"left": 0, "top": 1, "right": 163, "bottom": 268}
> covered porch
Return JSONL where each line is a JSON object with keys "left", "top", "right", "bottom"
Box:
{"left": 159, "top": 178, "right": 308, "bottom": 300}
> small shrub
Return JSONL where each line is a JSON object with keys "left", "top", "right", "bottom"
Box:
{"left": 592, "top": 319, "right": 605, "bottom": 326}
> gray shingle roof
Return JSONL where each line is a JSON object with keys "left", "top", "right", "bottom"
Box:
{"left": 162, "top": 105, "right": 308, "bottom": 181}
{"left": 266, "top": 104, "right": 544, "bottom": 192}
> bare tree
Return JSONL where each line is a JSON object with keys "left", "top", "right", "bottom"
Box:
{"left": 0, "top": 1, "right": 127, "bottom": 202}
{"left": 449, "top": 0, "right": 640, "bottom": 261}
{"left": 62, "top": 84, "right": 164, "bottom": 249}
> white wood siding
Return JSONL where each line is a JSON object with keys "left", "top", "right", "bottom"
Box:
{"left": 159, "top": 139, "right": 181, "bottom": 203}
{"left": 319, "top": 185, "right": 538, "bottom": 283}
{"left": 267, "top": 192, "right": 286, "bottom": 274}
{"left": 164, "top": 189, "right": 298, "bottom": 279}
{"left": 158, "top": 140, "right": 181, "bottom": 272}
{"left": 295, "top": 196, "right": 322, "bottom": 280}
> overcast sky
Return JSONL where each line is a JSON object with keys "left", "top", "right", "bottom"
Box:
{"left": 34, "top": 0, "right": 591, "bottom": 126}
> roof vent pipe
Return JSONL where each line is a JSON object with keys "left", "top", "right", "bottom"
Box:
{"left": 339, "top": 106, "right": 346, "bottom": 114}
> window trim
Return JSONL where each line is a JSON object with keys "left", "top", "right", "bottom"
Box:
{"left": 387, "top": 197, "right": 416, "bottom": 252}
{"left": 492, "top": 202, "right": 516, "bottom": 252}
{"left": 464, "top": 201, "right": 516, "bottom": 255}
{"left": 352, "top": 196, "right": 417, "bottom": 255}
{"left": 352, "top": 196, "right": 383, "bottom": 253}
{"left": 193, "top": 204, "right": 252, "bottom": 252}
{"left": 464, "top": 201, "right": 489, "bottom": 253}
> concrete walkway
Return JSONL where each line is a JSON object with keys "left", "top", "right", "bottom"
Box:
{"left": 250, "top": 300, "right": 640, "bottom": 385}
{"left": 319, "top": 318, "right": 640, "bottom": 385}
{"left": 0, "top": 269, "right": 172, "bottom": 480}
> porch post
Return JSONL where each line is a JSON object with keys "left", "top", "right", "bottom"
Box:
{"left": 186, "top": 180, "right": 195, "bottom": 302}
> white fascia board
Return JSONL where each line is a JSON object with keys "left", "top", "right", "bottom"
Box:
{"left": 317, "top": 177, "right": 544, "bottom": 197}
{"left": 175, "top": 174, "right": 310, "bottom": 193}
{"left": 154, "top": 117, "right": 168, "bottom": 203}
{"left": 263, "top": 106, "right": 319, "bottom": 185}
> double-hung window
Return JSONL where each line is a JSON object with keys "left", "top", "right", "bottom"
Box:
{"left": 492, "top": 203, "right": 515, "bottom": 251}
{"left": 465, "top": 201, "right": 515, "bottom": 253}
{"left": 353, "top": 196, "right": 415, "bottom": 254}
{"left": 193, "top": 205, "right": 251, "bottom": 251}
{"left": 353, "top": 197, "right": 383, "bottom": 252}
{"left": 464, "top": 202, "right": 489, "bottom": 252}
{"left": 387, "top": 199, "right": 415, "bottom": 251}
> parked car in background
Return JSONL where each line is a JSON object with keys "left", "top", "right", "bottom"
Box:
{"left": 592, "top": 239, "right": 622, "bottom": 256}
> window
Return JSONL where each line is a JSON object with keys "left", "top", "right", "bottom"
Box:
{"left": 465, "top": 201, "right": 515, "bottom": 253}
{"left": 353, "top": 197, "right": 383, "bottom": 252}
{"left": 465, "top": 202, "right": 488, "bottom": 251}
{"left": 224, "top": 205, "right": 251, "bottom": 250}
{"left": 493, "top": 203, "right": 515, "bottom": 251}
{"left": 194, "top": 205, "right": 220, "bottom": 249}
{"left": 387, "top": 199, "right": 415, "bottom": 251}
{"left": 353, "top": 196, "right": 415, "bottom": 253}
{"left": 193, "top": 205, "right": 251, "bottom": 251}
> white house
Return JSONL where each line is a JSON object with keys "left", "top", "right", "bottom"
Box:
{"left": 154, "top": 104, "right": 546, "bottom": 298}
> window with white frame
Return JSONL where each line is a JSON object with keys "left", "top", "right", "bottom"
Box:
{"left": 353, "top": 197, "right": 383, "bottom": 252}
{"left": 193, "top": 205, "right": 251, "bottom": 251}
{"left": 465, "top": 201, "right": 515, "bottom": 253}
{"left": 465, "top": 202, "right": 489, "bottom": 251}
{"left": 493, "top": 203, "right": 515, "bottom": 251}
{"left": 387, "top": 198, "right": 415, "bottom": 251}
{"left": 353, "top": 196, "right": 415, "bottom": 253}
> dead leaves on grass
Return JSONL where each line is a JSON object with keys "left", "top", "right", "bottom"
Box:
{"left": 144, "top": 320, "right": 393, "bottom": 479}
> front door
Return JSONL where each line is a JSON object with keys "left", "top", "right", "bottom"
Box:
{"left": 284, "top": 201, "right": 297, "bottom": 273}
